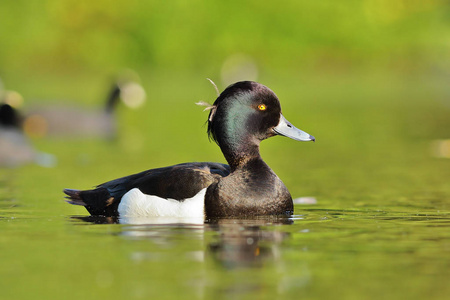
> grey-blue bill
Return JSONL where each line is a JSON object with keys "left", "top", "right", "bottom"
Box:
{"left": 273, "top": 114, "right": 315, "bottom": 142}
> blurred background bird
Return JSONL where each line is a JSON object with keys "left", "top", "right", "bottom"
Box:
{"left": 0, "top": 71, "right": 146, "bottom": 167}
{"left": 23, "top": 71, "right": 146, "bottom": 140}
{"left": 0, "top": 100, "right": 55, "bottom": 168}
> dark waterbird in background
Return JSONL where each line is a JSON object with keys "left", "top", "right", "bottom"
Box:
{"left": 0, "top": 78, "right": 56, "bottom": 167}
{"left": 0, "top": 103, "right": 35, "bottom": 167}
{"left": 64, "top": 81, "right": 315, "bottom": 219}
{"left": 0, "top": 102, "right": 21, "bottom": 128}
{"left": 0, "top": 72, "right": 145, "bottom": 167}
{"left": 0, "top": 98, "right": 55, "bottom": 167}
{"left": 23, "top": 75, "right": 146, "bottom": 139}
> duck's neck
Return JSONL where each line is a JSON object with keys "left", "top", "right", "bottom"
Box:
{"left": 105, "top": 84, "right": 121, "bottom": 114}
{"left": 218, "top": 136, "right": 263, "bottom": 171}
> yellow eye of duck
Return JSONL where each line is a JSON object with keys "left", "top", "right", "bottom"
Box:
{"left": 258, "top": 104, "right": 266, "bottom": 111}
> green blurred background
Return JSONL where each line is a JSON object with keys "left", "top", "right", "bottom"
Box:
{"left": 1, "top": 0, "right": 449, "bottom": 77}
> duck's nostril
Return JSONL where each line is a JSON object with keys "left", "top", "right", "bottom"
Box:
{"left": 287, "top": 124, "right": 292, "bottom": 128}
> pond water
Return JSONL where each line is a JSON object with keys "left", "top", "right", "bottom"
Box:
{"left": 0, "top": 73, "right": 449, "bottom": 299}
{"left": 1, "top": 201, "right": 449, "bottom": 300}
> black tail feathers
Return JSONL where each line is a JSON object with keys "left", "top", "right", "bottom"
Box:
{"left": 64, "top": 189, "right": 86, "bottom": 206}
{"left": 64, "top": 187, "right": 118, "bottom": 216}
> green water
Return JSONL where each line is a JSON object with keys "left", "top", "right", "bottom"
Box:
{"left": 1, "top": 72, "right": 449, "bottom": 299}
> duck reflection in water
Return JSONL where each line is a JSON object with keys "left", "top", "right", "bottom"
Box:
{"left": 207, "top": 218, "right": 292, "bottom": 269}
{"left": 71, "top": 215, "right": 292, "bottom": 269}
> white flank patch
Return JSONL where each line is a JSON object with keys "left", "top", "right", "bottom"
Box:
{"left": 118, "top": 188, "right": 206, "bottom": 218}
